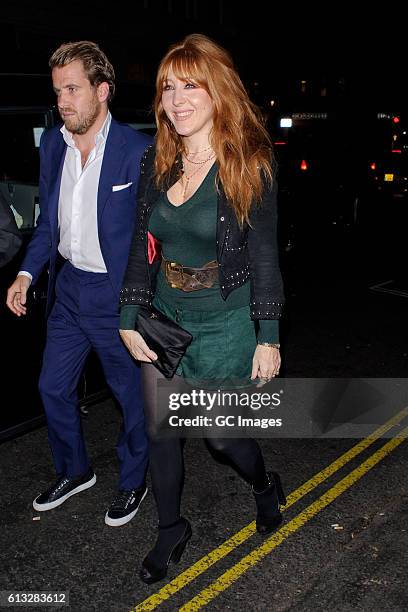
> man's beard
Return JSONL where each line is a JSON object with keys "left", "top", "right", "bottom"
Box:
{"left": 62, "top": 96, "right": 101, "bottom": 135}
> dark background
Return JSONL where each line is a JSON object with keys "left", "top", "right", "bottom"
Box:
{"left": 0, "top": 1, "right": 406, "bottom": 110}
{"left": 0, "top": 9, "right": 407, "bottom": 610}
{"left": 1, "top": 1, "right": 407, "bottom": 435}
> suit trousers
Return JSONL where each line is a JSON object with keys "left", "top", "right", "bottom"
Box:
{"left": 38, "top": 261, "right": 148, "bottom": 489}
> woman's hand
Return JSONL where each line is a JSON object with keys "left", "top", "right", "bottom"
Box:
{"left": 251, "top": 345, "right": 281, "bottom": 385}
{"left": 119, "top": 329, "right": 158, "bottom": 363}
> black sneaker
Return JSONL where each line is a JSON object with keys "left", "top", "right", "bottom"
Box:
{"left": 33, "top": 468, "right": 96, "bottom": 512}
{"left": 105, "top": 485, "right": 148, "bottom": 527}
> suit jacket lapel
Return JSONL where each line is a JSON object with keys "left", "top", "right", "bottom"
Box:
{"left": 97, "top": 119, "right": 126, "bottom": 226}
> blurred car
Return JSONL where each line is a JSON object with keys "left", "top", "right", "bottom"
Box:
{"left": 368, "top": 153, "right": 408, "bottom": 199}
{"left": 271, "top": 115, "right": 360, "bottom": 261}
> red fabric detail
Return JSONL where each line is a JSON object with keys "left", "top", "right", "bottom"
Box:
{"left": 147, "top": 231, "right": 161, "bottom": 264}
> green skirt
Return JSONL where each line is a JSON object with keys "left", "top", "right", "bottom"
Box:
{"left": 152, "top": 295, "right": 257, "bottom": 388}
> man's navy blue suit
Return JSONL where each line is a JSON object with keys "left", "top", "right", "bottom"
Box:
{"left": 21, "top": 119, "right": 152, "bottom": 489}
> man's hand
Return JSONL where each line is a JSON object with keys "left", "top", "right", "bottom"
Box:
{"left": 119, "top": 329, "right": 158, "bottom": 363}
{"left": 6, "top": 275, "right": 31, "bottom": 316}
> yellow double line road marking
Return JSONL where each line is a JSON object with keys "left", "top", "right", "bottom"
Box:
{"left": 133, "top": 406, "right": 408, "bottom": 611}
{"left": 182, "top": 424, "right": 408, "bottom": 610}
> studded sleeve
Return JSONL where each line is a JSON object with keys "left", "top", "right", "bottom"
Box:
{"left": 119, "top": 145, "right": 155, "bottom": 308}
{"left": 247, "top": 178, "right": 285, "bottom": 320}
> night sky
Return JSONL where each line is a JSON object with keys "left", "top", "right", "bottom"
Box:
{"left": 0, "top": 1, "right": 405, "bottom": 109}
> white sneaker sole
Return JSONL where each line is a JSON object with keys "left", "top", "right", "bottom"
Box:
{"left": 32, "top": 474, "right": 97, "bottom": 512}
{"left": 104, "top": 487, "right": 148, "bottom": 527}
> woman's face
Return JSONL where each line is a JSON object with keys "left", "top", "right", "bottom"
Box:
{"left": 161, "top": 68, "right": 214, "bottom": 141}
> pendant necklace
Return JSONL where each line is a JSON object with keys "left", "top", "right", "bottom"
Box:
{"left": 181, "top": 154, "right": 215, "bottom": 202}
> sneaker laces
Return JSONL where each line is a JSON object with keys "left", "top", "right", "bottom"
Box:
{"left": 109, "top": 489, "right": 136, "bottom": 511}
{"left": 50, "top": 476, "right": 70, "bottom": 495}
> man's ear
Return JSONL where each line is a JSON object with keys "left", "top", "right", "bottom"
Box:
{"left": 97, "top": 82, "right": 110, "bottom": 103}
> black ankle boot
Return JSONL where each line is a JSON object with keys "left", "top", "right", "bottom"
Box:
{"left": 252, "top": 471, "right": 287, "bottom": 534}
{"left": 140, "top": 517, "right": 192, "bottom": 584}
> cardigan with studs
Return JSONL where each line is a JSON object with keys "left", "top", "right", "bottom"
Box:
{"left": 120, "top": 145, "right": 284, "bottom": 324}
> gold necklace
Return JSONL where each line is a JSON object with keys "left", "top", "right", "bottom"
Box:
{"left": 184, "top": 146, "right": 215, "bottom": 164}
{"left": 180, "top": 155, "right": 215, "bottom": 202}
{"left": 184, "top": 151, "right": 216, "bottom": 165}
{"left": 185, "top": 144, "right": 212, "bottom": 157}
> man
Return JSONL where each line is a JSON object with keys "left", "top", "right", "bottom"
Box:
{"left": 0, "top": 193, "right": 22, "bottom": 268}
{"left": 6, "top": 41, "right": 151, "bottom": 526}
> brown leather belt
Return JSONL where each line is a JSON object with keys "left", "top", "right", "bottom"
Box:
{"left": 161, "top": 257, "right": 219, "bottom": 292}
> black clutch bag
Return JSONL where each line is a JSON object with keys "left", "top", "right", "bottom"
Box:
{"left": 136, "top": 306, "right": 193, "bottom": 378}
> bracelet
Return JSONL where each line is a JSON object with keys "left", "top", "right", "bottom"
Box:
{"left": 257, "top": 342, "right": 280, "bottom": 349}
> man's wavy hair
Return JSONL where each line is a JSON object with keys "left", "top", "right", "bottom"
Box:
{"left": 154, "top": 33, "right": 274, "bottom": 225}
{"left": 49, "top": 41, "right": 115, "bottom": 102}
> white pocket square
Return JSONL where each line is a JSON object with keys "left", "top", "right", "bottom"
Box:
{"left": 112, "top": 182, "right": 132, "bottom": 192}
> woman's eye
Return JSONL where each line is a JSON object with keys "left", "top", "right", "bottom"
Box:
{"left": 163, "top": 84, "right": 173, "bottom": 91}
{"left": 185, "top": 82, "right": 196, "bottom": 89}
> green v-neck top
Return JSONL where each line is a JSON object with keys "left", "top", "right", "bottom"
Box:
{"left": 120, "top": 162, "right": 278, "bottom": 342}
{"left": 150, "top": 163, "right": 250, "bottom": 309}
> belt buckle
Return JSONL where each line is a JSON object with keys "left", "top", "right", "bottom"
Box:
{"left": 166, "top": 260, "right": 184, "bottom": 288}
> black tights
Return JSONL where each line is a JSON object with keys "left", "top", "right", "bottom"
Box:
{"left": 141, "top": 364, "right": 269, "bottom": 526}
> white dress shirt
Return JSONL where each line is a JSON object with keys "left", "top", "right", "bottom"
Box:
{"left": 58, "top": 112, "right": 112, "bottom": 273}
{"left": 19, "top": 111, "right": 112, "bottom": 282}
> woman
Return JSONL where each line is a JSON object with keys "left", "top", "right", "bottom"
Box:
{"left": 119, "top": 33, "right": 286, "bottom": 584}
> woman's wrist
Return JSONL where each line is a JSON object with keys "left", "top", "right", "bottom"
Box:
{"left": 257, "top": 319, "right": 279, "bottom": 344}
{"left": 119, "top": 304, "right": 139, "bottom": 330}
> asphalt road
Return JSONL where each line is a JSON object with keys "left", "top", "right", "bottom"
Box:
{"left": 1, "top": 193, "right": 408, "bottom": 611}
{"left": 0, "top": 398, "right": 407, "bottom": 611}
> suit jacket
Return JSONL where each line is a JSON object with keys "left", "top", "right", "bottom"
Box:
{"left": 0, "top": 193, "right": 22, "bottom": 268}
{"left": 120, "top": 145, "right": 284, "bottom": 320}
{"left": 21, "top": 118, "right": 152, "bottom": 315}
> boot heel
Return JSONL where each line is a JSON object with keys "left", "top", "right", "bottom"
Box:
{"left": 140, "top": 518, "right": 192, "bottom": 584}
{"left": 170, "top": 522, "right": 192, "bottom": 564}
{"left": 271, "top": 471, "right": 287, "bottom": 506}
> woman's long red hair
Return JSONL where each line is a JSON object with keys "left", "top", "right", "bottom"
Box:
{"left": 154, "top": 33, "right": 274, "bottom": 225}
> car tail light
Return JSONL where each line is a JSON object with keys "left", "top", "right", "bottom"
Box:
{"left": 300, "top": 159, "right": 308, "bottom": 171}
